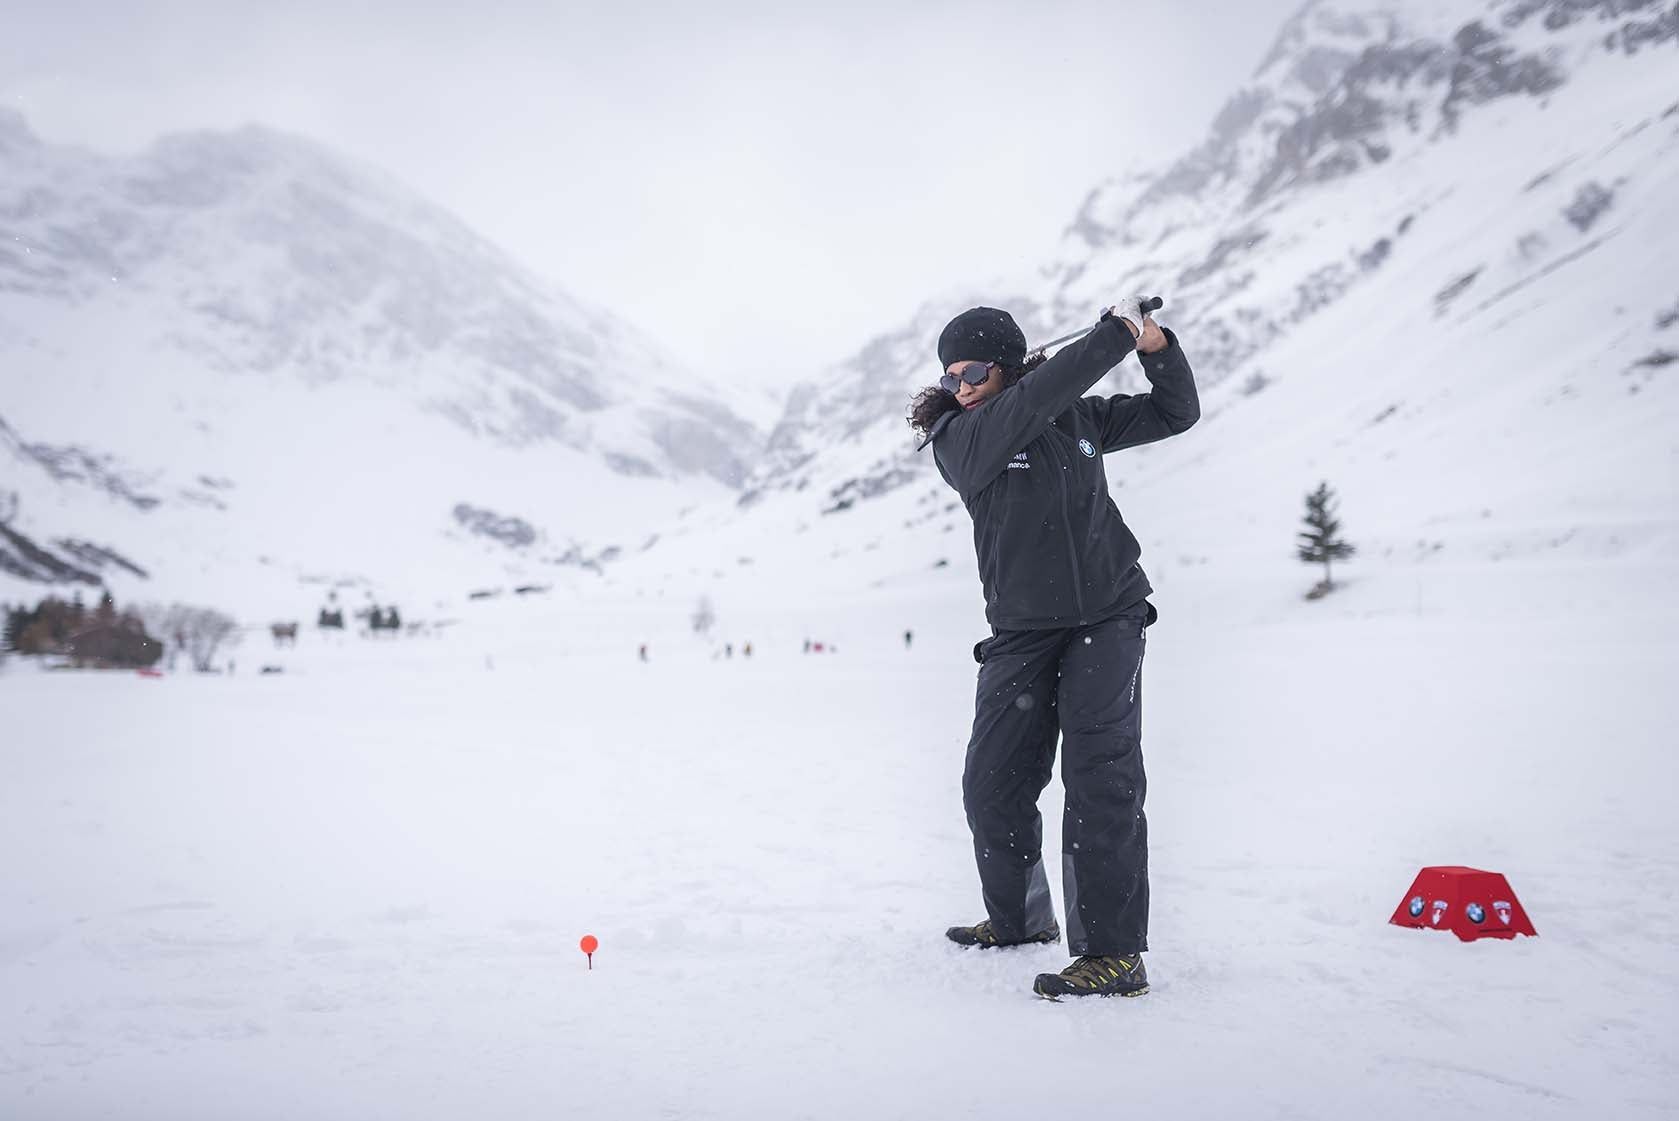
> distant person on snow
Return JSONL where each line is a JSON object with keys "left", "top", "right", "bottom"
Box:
{"left": 904, "top": 629, "right": 913, "bottom": 650}
{"left": 909, "top": 299, "right": 1199, "bottom": 1000}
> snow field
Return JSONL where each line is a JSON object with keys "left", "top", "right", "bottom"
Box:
{"left": 2, "top": 551, "right": 1675, "bottom": 1119}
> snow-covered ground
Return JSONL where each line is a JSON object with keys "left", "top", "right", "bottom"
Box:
{"left": 3, "top": 548, "right": 1675, "bottom": 1119}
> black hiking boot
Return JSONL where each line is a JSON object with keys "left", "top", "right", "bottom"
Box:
{"left": 1032, "top": 953, "right": 1149, "bottom": 999}
{"left": 945, "top": 918, "right": 1060, "bottom": 949}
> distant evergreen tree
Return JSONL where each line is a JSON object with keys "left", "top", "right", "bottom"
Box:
{"left": 385, "top": 606, "right": 401, "bottom": 632}
{"left": 1297, "top": 481, "right": 1356, "bottom": 595}
{"left": 17, "top": 597, "right": 77, "bottom": 654}
{"left": 2, "top": 603, "right": 24, "bottom": 651}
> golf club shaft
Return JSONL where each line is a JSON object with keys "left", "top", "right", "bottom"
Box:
{"left": 1030, "top": 296, "right": 1164, "bottom": 356}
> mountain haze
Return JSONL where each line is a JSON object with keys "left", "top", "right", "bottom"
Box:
{"left": 0, "top": 112, "right": 768, "bottom": 607}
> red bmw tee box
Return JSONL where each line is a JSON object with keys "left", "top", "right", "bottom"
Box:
{"left": 1390, "top": 866, "right": 1537, "bottom": 942}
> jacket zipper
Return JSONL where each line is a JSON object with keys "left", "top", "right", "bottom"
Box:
{"left": 1046, "top": 422, "right": 1086, "bottom": 620}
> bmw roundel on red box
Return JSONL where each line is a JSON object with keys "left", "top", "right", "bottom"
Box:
{"left": 1389, "top": 866, "right": 1536, "bottom": 942}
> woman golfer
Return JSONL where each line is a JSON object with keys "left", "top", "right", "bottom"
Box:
{"left": 909, "top": 298, "right": 1199, "bottom": 998}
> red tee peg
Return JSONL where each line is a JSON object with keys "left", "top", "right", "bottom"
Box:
{"left": 1389, "top": 866, "right": 1536, "bottom": 942}
{"left": 580, "top": 934, "right": 599, "bottom": 970}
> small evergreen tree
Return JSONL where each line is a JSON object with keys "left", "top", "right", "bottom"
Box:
{"left": 1297, "top": 481, "right": 1356, "bottom": 595}
{"left": 17, "top": 596, "right": 78, "bottom": 654}
{"left": 2, "top": 602, "right": 25, "bottom": 651}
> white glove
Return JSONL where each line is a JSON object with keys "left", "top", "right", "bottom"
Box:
{"left": 1102, "top": 296, "right": 1151, "bottom": 338}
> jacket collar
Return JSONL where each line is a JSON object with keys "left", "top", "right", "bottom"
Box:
{"left": 915, "top": 407, "right": 960, "bottom": 452}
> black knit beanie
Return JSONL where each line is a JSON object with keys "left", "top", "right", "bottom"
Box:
{"left": 937, "top": 307, "right": 1027, "bottom": 370}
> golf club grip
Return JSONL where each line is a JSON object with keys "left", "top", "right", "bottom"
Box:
{"left": 1142, "top": 296, "right": 1164, "bottom": 314}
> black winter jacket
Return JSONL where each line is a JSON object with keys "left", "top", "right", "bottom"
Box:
{"left": 922, "top": 317, "right": 1199, "bottom": 630}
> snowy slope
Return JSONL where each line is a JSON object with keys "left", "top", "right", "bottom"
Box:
{"left": 0, "top": 112, "right": 770, "bottom": 612}
{"left": 640, "top": 0, "right": 1679, "bottom": 624}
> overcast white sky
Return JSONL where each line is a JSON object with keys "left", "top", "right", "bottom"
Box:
{"left": 3, "top": 0, "right": 1303, "bottom": 397}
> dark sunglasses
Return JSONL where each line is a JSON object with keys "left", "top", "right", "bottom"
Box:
{"left": 939, "top": 361, "right": 994, "bottom": 395}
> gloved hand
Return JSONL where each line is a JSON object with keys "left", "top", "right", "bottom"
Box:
{"left": 1102, "top": 296, "right": 1151, "bottom": 338}
{"left": 1103, "top": 297, "right": 1168, "bottom": 352}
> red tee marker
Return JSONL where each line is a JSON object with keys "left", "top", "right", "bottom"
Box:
{"left": 1389, "top": 866, "right": 1536, "bottom": 942}
{"left": 580, "top": 934, "right": 598, "bottom": 969}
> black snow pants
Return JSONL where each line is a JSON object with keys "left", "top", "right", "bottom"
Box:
{"left": 962, "top": 605, "right": 1150, "bottom": 956}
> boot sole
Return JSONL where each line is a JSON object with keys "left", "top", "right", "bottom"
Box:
{"left": 949, "top": 936, "right": 1062, "bottom": 950}
{"left": 946, "top": 928, "right": 1061, "bottom": 949}
{"left": 1034, "top": 985, "right": 1149, "bottom": 1001}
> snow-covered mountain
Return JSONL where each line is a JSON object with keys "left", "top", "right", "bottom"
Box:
{"left": 0, "top": 111, "right": 768, "bottom": 609}
{"left": 611, "top": 0, "right": 1678, "bottom": 620}
{"left": 4, "top": 0, "right": 1675, "bottom": 625}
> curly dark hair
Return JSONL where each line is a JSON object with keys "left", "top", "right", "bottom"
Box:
{"left": 906, "top": 353, "right": 1047, "bottom": 442}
